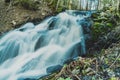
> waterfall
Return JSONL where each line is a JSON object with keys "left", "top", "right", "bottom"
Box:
{"left": 0, "top": 10, "right": 93, "bottom": 80}
{"left": 55, "top": 0, "right": 99, "bottom": 10}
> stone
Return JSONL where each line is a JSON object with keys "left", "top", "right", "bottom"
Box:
{"left": 11, "top": 20, "right": 16, "bottom": 26}
{"left": 47, "top": 65, "right": 62, "bottom": 73}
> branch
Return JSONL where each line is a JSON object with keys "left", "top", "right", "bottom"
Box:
{"left": 109, "top": 52, "right": 120, "bottom": 69}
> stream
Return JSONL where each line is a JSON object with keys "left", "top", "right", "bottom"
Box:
{"left": 0, "top": 10, "right": 94, "bottom": 80}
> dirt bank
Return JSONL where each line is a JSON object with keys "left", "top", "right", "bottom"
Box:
{"left": 0, "top": 0, "right": 53, "bottom": 34}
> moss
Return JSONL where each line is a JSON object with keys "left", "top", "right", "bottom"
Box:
{"left": 106, "top": 23, "right": 113, "bottom": 28}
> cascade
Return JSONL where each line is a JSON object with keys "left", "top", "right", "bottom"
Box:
{"left": 0, "top": 10, "right": 93, "bottom": 80}
{"left": 56, "top": 0, "right": 99, "bottom": 10}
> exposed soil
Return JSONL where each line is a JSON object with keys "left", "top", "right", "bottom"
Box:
{"left": 0, "top": 0, "right": 53, "bottom": 34}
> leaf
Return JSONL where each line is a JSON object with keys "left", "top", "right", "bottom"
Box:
{"left": 65, "top": 77, "right": 72, "bottom": 80}
{"left": 109, "top": 77, "right": 118, "bottom": 80}
{"left": 92, "top": 76, "right": 96, "bottom": 80}
{"left": 72, "top": 69, "right": 79, "bottom": 75}
{"left": 58, "top": 77, "right": 65, "bottom": 80}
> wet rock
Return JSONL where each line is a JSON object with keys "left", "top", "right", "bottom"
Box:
{"left": 77, "top": 17, "right": 93, "bottom": 40}
{"left": 42, "top": 12, "right": 46, "bottom": 16}
{"left": 63, "top": 58, "right": 74, "bottom": 64}
{"left": 18, "top": 78, "right": 37, "bottom": 80}
{"left": 47, "top": 65, "right": 62, "bottom": 73}
{"left": 11, "top": 20, "right": 17, "bottom": 26}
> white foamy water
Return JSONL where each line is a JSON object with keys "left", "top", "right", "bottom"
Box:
{"left": 0, "top": 11, "right": 92, "bottom": 80}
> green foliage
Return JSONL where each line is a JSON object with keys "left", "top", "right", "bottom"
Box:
{"left": 58, "top": 77, "right": 64, "bottom": 80}
{"left": 109, "top": 77, "right": 119, "bottom": 80}
{"left": 56, "top": 7, "right": 64, "bottom": 13}
{"left": 91, "top": 4, "right": 120, "bottom": 41}
{"left": 91, "top": 13, "right": 99, "bottom": 18}
{"left": 91, "top": 9, "right": 119, "bottom": 41}
{"left": 92, "top": 21, "right": 113, "bottom": 41}
{"left": 57, "top": 77, "right": 72, "bottom": 80}
{"left": 106, "top": 23, "right": 112, "bottom": 27}
{"left": 47, "top": 0, "right": 65, "bottom": 13}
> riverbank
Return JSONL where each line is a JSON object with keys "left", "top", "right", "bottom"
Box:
{"left": 0, "top": 0, "right": 53, "bottom": 34}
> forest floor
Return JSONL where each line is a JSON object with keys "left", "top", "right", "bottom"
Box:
{"left": 0, "top": 0, "right": 52, "bottom": 34}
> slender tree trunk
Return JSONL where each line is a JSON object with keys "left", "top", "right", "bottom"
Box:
{"left": 86, "top": 0, "right": 88, "bottom": 10}
{"left": 56, "top": 0, "right": 60, "bottom": 10}
{"left": 77, "top": 0, "right": 81, "bottom": 10}
{"left": 89, "top": 0, "right": 92, "bottom": 10}
{"left": 118, "top": 1, "right": 120, "bottom": 14}
{"left": 68, "top": 0, "right": 72, "bottom": 9}
{"left": 97, "top": 0, "right": 99, "bottom": 10}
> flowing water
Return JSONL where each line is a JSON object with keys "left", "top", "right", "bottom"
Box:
{"left": 0, "top": 10, "right": 93, "bottom": 80}
{"left": 56, "top": 0, "right": 99, "bottom": 10}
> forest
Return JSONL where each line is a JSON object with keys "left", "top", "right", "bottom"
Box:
{"left": 0, "top": 0, "right": 120, "bottom": 80}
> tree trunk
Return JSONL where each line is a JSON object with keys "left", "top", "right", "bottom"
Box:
{"left": 118, "top": 1, "right": 120, "bottom": 14}
{"left": 97, "top": 0, "right": 99, "bottom": 10}
{"left": 77, "top": 0, "right": 81, "bottom": 10}
{"left": 68, "top": 0, "right": 72, "bottom": 9}
{"left": 56, "top": 0, "right": 60, "bottom": 10}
